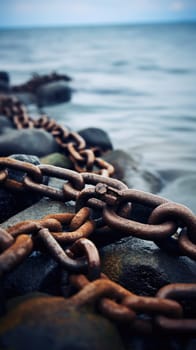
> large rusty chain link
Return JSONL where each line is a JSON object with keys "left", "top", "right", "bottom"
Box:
{"left": 0, "top": 95, "right": 196, "bottom": 335}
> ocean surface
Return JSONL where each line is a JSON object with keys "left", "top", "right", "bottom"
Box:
{"left": 0, "top": 23, "right": 196, "bottom": 211}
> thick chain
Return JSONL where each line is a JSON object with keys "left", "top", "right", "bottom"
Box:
{"left": 0, "top": 95, "right": 114, "bottom": 176}
{"left": 0, "top": 95, "right": 196, "bottom": 336}
{"left": 0, "top": 157, "right": 196, "bottom": 335}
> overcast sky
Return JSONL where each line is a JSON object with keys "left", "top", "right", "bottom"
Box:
{"left": 0, "top": 0, "right": 196, "bottom": 28}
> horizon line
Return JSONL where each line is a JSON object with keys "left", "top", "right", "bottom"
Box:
{"left": 0, "top": 18, "right": 196, "bottom": 30}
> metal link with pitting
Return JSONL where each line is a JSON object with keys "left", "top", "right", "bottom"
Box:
{"left": 0, "top": 156, "right": 196, "bottom": 335}
{"left": 0, "top": 94, "right": 196, "bottom": 336}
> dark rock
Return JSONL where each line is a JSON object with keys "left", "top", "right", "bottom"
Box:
{"left": 0, "top": 71, "right": 10, "bottom": 92}
{"left": 0, "top": 294, "right": 125, "bottom": 350}
{"left": 0, "top": 189, "right": 18, "bottom": 224}
{"left": 78, "top": 127, "right": 113, "bottom": 152}
{"left": 0, "top": 115, "right": 14, "bottom": 134}
{"left": 0, "top": 72, "right": 10, "bottom": 84}
{"left": 14, "top": 92, "right": 37, "bottom": 105}
{"left": 100, "top": 236, "right": 196, "bottom": 296}
{"left": 36, "top": 81, "right": 72, "bottom": 107}
{"left": 9, "top": 154, "right": 41, "bottom": 180}
{"left": 1, "top": 197, "right": 74, "bottom": 229}
{"left": 0, "top": 154, "right": 49, "bottom": 223}
{"left": 0, "top": 128, "right": 60, "bottom": 157}
{"left": 3, "top": 254, "right": 60, "bottom": 298}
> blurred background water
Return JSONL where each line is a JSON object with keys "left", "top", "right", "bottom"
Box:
{"left": 0, "top": 23, "right": 196, "bottom": 210}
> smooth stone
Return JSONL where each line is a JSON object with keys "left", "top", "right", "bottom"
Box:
{"left": 1, "top": 197, "right": 73, "bottom": 228}
{"left": 100, "top": 236, "right": 196, "bottom": 296}
{"left": 40, "top": 152, "right": 72, "bottom": 169}
{"left": 0, "top": 71, "right": 10, "bottom": 84}
{"left": 36, "top": 81, "right": 72, "bottom": 107}
{"left": 0, "top": 189, "right": 19, "bottom": 223}
{"left": 0, "top": 154, "right": 49, "bottom": 223}
{"left": 0, "top": 294, "right": 125, "bottom": 350}
{"left": 0, "top": 128, "right": 60, "bottom": 157}
{"left": 78, "top": 127, "right": 113, "bottom": 152}
{"left": 103, "top": 149, "right": 162, "bottom": 193}
{"left": 3, "top": 255, "right": 60, "bottom": 298}
{"left": 0, "top": 82, "right": 10, "bottom": 93}
{"left": 0, "top": 115, "right": 14, "bottom": 134}
{"left": 0, "top": 71, "right": 10, "bottom": 92}
{"left": 14, "top": 92, "right": 37, "bottom": 105}
{"left": 9, "top": 154, "right": 41, "bottom": 180}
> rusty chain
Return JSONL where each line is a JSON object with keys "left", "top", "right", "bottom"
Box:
{"left": 0, "top": 95, "right": 196, "bottom": 336}
{"left": 0, "top": 95, "right": 114, "bottom": 176}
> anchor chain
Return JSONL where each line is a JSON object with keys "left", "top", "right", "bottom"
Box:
{"left": 0, "top": 95, "right": 196, "bottom": 336}
{"left": 0, "top": 95, "right": 114, "bottom": 176}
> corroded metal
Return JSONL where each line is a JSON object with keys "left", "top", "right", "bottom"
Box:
{"left": 66, "top": 238, "right": 101, "bottom": 280}
{"left": 155, "top": 284, "right": 196, "bottom": 335}
{"left": 37, "top": 227, "right": 87, "bottom": 272}
{"left": 0, "top": 94, "right": 196, "bottom": 335}
{"left": 0, "top": 228, "right": 14, "bottom": 251}
{"left": 0, "top": 234, "right": 33, "bottom": 276}
{"left": 0, "top": 95, "right": 114, "bottom": 175}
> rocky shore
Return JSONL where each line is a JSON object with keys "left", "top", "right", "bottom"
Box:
{"left": 0, "top": 72, "right": 195, "bottom": 350}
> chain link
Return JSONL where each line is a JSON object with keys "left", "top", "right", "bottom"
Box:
{"left": 0, "top": 94, "right": 196, "bottom": 336}
{"left": 0, "top": 95, "right": 114, "bottom": 176}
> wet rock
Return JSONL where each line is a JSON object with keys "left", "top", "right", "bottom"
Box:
{"left": 103, "top": 149, "right": 162, "bottom": 193}
{"left": 3, "top": 255, "right": 60, "bottom": 298}
{"left": 36, "top": 81, "right": 72, "bottom": 107}
{"left": 0, "top": 71, "right": 10, "bottom": 92}
{"left": 0, "top": 189, "right": 19, "bottom": 223}
{"left": 0, "top": 294, "right": 125, "bottom": 350}
{"left": 0, "top": 115, "right": 14, "bottom": 134}
{"left": 78, "top": 127, "right": 113, "bottom": 152}
{"left": 0, "top": 154, "right": 49, "bottom": 223}
{"left": 1, "top": 197, "right": 73, "bottom": 228}
{"left": 100, "top": 236, "right": 196, "bottom": 296}
{"left": 0, "top": 71, "right": 10, "bottom": 84}
{"left": 9, "top": 153, "right": 40, "bottom": 178}
{"left": 14, "top": 92, "right": 37, "bottom": 105}
{"left": 0, "top": 128, "right": 60, "bottom": 157}
{"left": 40, "top": 152, "right": 72, "bottom": 169}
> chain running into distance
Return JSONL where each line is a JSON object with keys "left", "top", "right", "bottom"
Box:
{"left": 0, "top": 94, "right": 196, "bottom": 336}
{"left": 0, "top": 95, "right": 114, "bottom": 176}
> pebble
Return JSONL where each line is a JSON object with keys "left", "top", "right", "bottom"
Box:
{"left": 78, "top": 127, "right": 113, "bottom": 152}
{"left": 36, "top": 81, "right": 72, "bottom": 107}
{"left": 0, "top": 129, "right": 60, "bottom": 157}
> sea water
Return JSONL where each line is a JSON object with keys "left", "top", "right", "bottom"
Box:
{"left": 0, "top": 23, "right": 196, "bottom": 211}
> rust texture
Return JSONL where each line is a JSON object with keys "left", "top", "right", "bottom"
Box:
{"left": 0, "top": 94, "right": 196, "bottom": 335}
